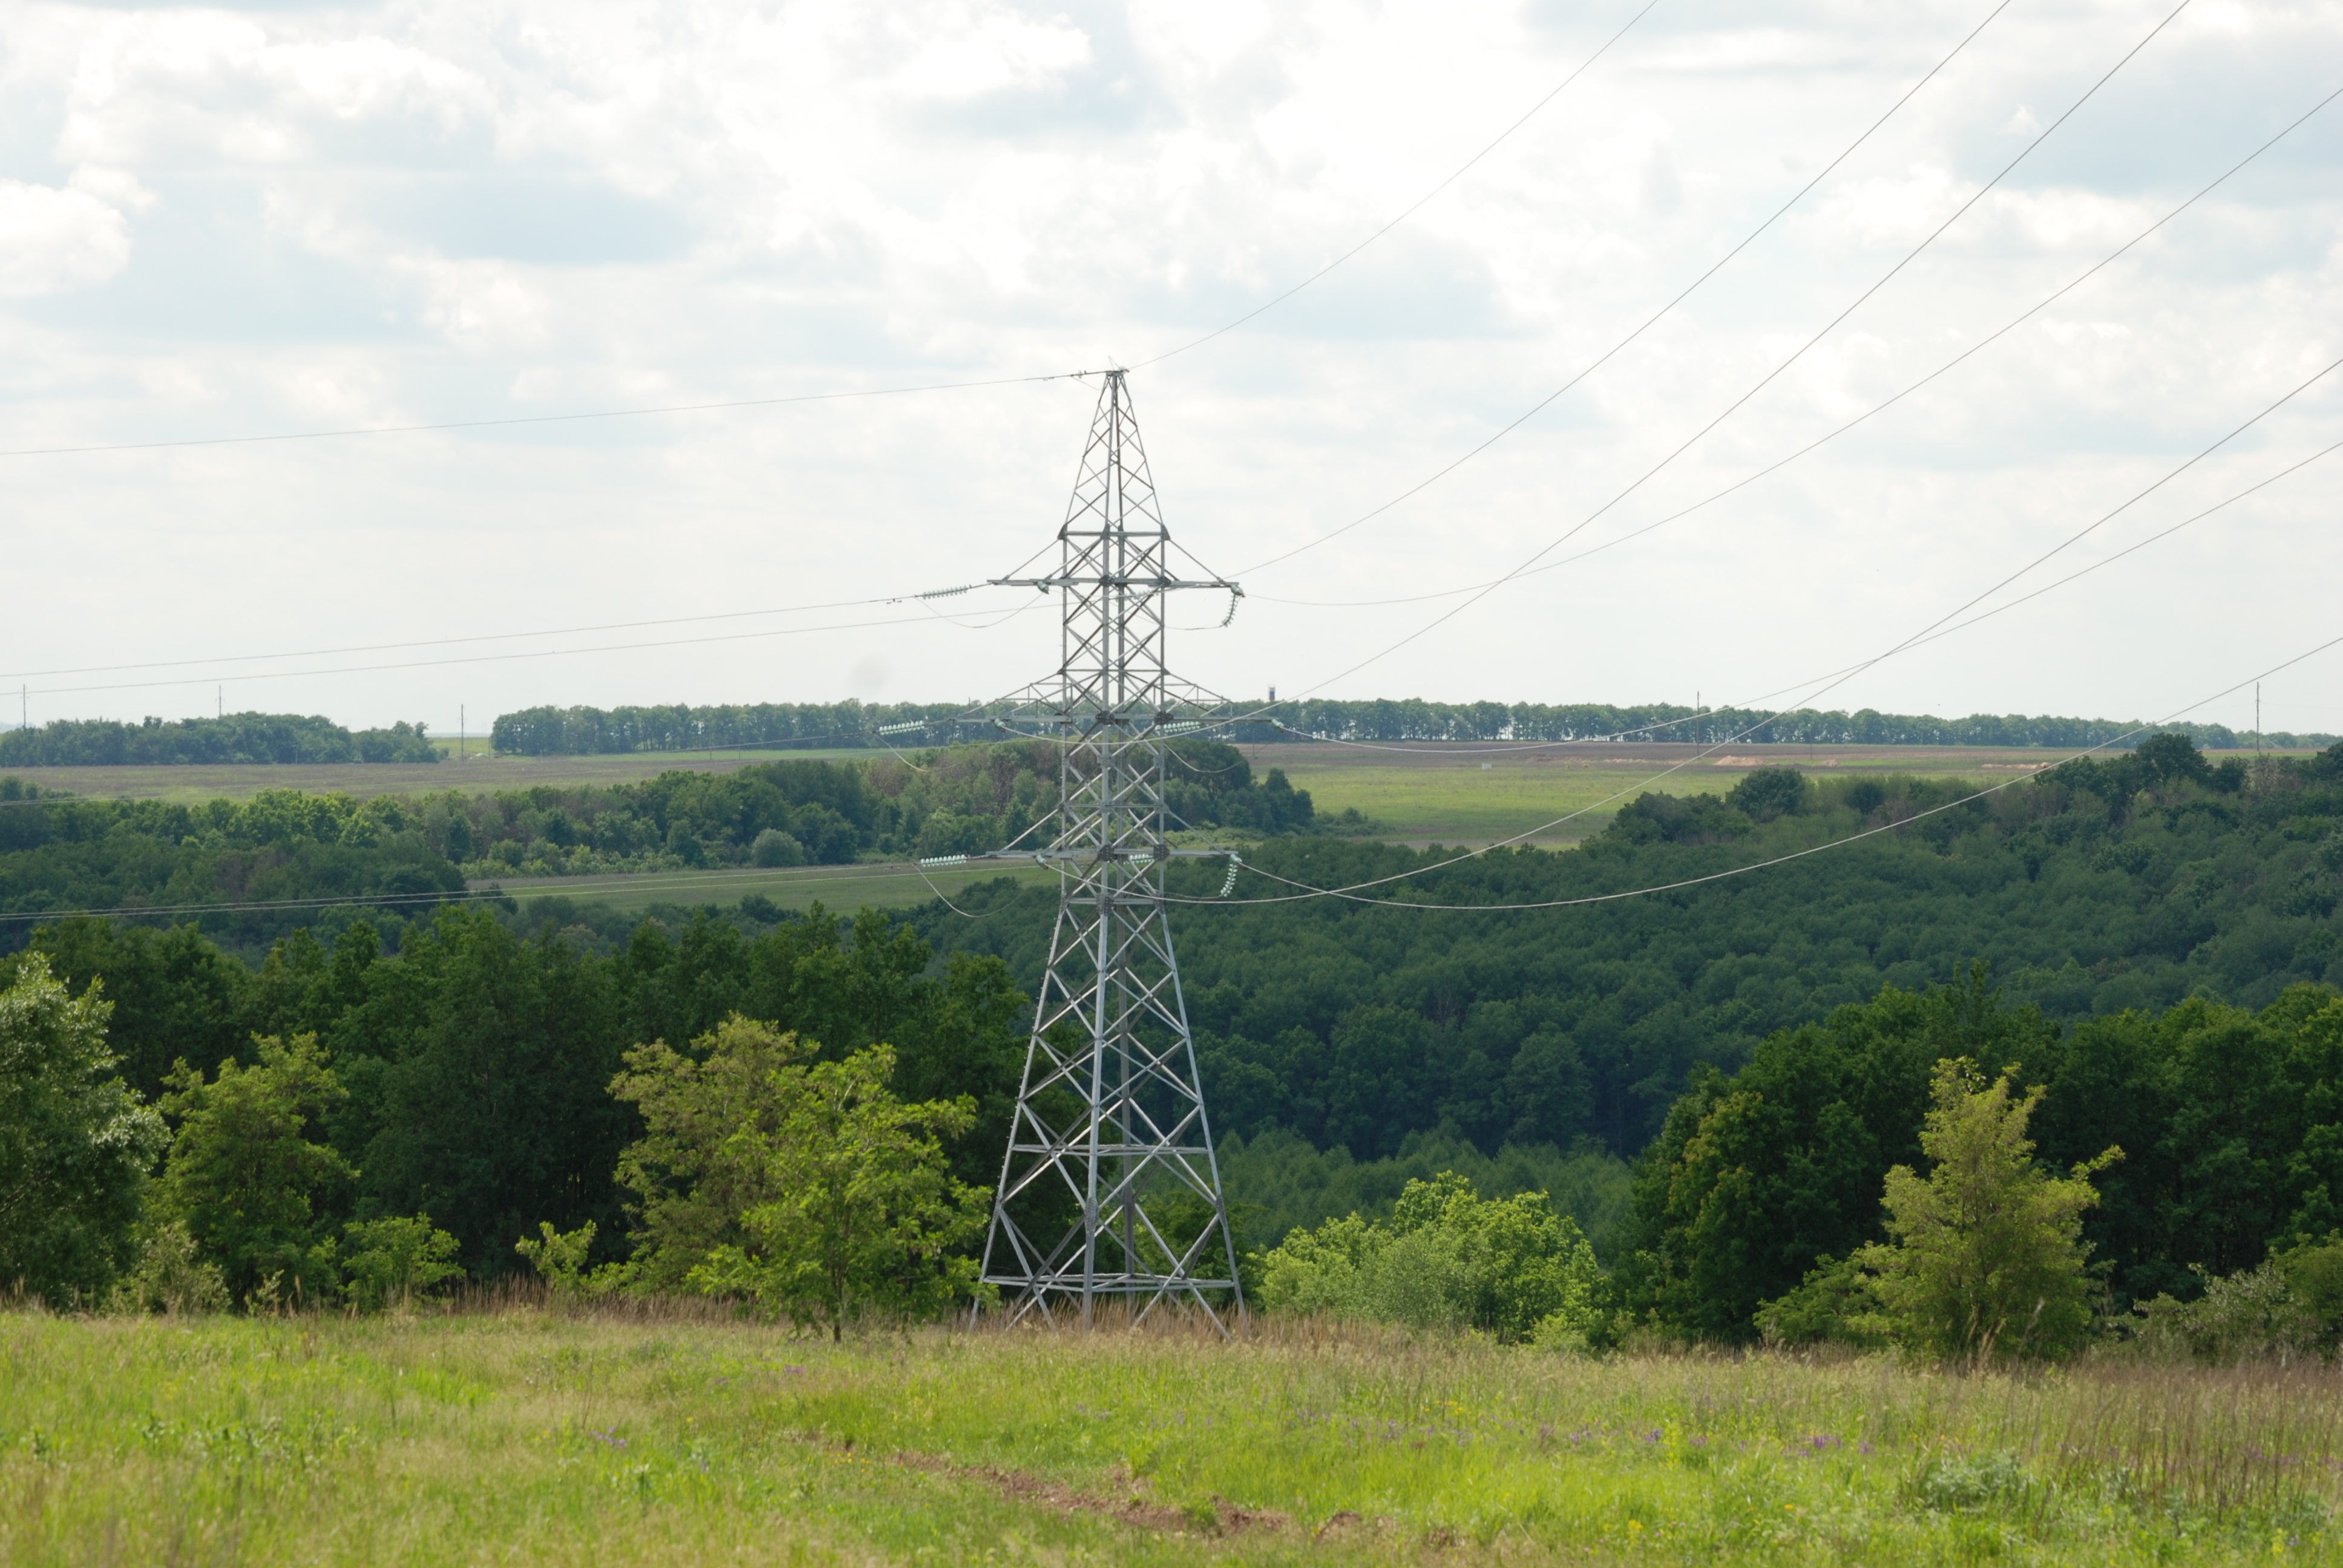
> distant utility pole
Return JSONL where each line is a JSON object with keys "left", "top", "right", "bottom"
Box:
{"left": 2256, "top": 684, "right": 2263, "bottom": 757}
{"left": 460, "top": 704, "right": 466, "bottom": 761}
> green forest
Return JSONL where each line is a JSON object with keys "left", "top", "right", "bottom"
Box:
{"left": 487, "top": 697, "right": 2334, "bottom": 753}
{"left": 0, "top": 740, "right": 1325, "bottom": 946}
{"left": 4, "top": 736, "right": 2343, "bottom": 1359}
{"left": 0, "top": 712, "right": 440, "bottom": 766}
{"left": 6, "top": 733, "right": 2343, "bottom": 1353}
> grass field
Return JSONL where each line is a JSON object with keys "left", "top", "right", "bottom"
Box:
{"left": 5, "top": 1305, "right": 2339, "bottom": 1566}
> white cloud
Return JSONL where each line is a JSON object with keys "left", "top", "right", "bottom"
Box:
{"left": 0, "top": 179, "right": 129, "bottom": 296}
{"left": 0, "top": 0, "right": 2339, "bottom": 736}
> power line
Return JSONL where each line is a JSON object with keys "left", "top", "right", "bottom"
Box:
{"left": 1285, "top": 0, "right": 2196, "bottom": 701}
{"left": 1165, "top": 345, "right": 2341, "bottom": 900}
{"left": 0, "top": 584, "right": 1028, "bottom": 684}
{"left": 1268, "top": 430, "right": 2341, "bottom": 753}
{"left": 1230, "top": 0, "right": 2022, "bottom": 579}
{"left": 1254, "top": 77, "right": 2343, "bottom": 613}
{"left": 0, "top": 1, "right": 1654, "bottom": 468}
{"left": 1173, "top": 630, "right": 2343, "bottom": 910}
{"left": 13, "top": 599, "right": 1044, "bottom": 701}
{"left": 0, "top": 371, "right": 1093, "bottom": 461}
{"left": 1129, "top": 0, "right": 1663, "bottom": 370}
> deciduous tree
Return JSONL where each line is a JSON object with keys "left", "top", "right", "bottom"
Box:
{"left": 156, "top": 1033, "right": 353, "bottom": 1305}
{"left": 1856, "top": 1057, "right": 2120, "bottom": 1361}
{"left": 0, "top": 955, "right": 164, "bottom": 1303}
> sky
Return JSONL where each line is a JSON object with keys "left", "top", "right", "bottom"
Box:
{"left": 0, "top": 0, "right": 2338, "bottom": 739}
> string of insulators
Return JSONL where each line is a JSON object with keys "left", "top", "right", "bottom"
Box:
{"left": 1219, "top": 855, "right": 1242, "bottom": 897}
{"left": 877, "top": 721, "right": 928, "bottom": 736}
{"left": 919, "top": 853, "right": 968, "bottom": 869}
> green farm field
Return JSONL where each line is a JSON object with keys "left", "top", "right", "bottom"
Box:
{"left": 7, "top": 1307, "right": 2339, "bottom": 1566}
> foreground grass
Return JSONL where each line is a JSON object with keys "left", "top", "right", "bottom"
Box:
{"left": 5, "top": 1307, "right": 2342, "bottom": 1565}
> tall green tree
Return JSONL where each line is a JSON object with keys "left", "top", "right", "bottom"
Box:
{"left": 1856, "top": 1057, "right": 2120, "bottom": 1361}
{"left": 606, "top": 1014, "right": 803, "bottom": 1294}
{"left": 0, "top": 955, "right": 164, "bottom": 1303}
{"left": 1614, "top": 969, "right": 2053, "bottom": 1339}
{"left": 680, "top": 1034, "right": 987, "bottom": 1336}
{"left": 342, "top": 909, "right": 633, "bottom": 1274}
{"left": 156, "top": 1033, "right": 353, "bottom": 1304}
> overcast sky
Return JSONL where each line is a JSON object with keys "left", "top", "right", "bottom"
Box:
{"left": 1, "top": 0, "right": 2338, "bottom": 737}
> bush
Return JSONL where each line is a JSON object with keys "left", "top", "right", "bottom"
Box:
{"left": 516, "top": 1220, "right": 606, "bottom": 1301}
{"left": 1726, "top": 766, "right": 1809, "bottom": 822}
{"left": 342, "top": 1215, "right": 464, "bottom": 1310}
{"left": 1754, "top": 1254, "right": 1891, "bottom": 1348}
{"left": 2128, "top": 1235, "right": 2343, "bottom": 1362}
{"left": 105, "top": 1221, "right": 228, "bottom": 1316}
{"left": 1253, "top": 1171, "right": 1607, "bottom": 1344}
{"left": 750, "top": 828, "right": 806, "bottom": 868}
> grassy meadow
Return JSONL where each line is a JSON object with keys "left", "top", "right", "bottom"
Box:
{"left": 7, "top": 1303, "right": 2341, "bottom": 1566}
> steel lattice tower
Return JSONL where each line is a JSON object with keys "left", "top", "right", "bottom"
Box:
{"left": 979, "top": 368, "right": 1244, "bottom": 1329}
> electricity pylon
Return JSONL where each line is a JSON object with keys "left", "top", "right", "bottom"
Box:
{"left": 975, "top": 368, "right": 1245, "bottom": 1329}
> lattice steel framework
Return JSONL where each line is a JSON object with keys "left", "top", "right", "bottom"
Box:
{"left": 979, "top": 369, "right": 1244, "bottom": 1328}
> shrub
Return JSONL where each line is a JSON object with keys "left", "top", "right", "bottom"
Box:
{"left": 750, "top": 828, "right": 805, "bottom": 868}
{"left": 2128, "top": 1235, "right": 2343, "bottom": 1362}
{"left": 105, "top": 1221, "right": 228, "bottom": 1316}
{"left": 1726, "top": 766, "right": 1809, "bottom": 822}
{"left": 342, "top": 1215, "right": 464, "bottom": 1310}
{"left": 1253, "top": 1171, "right": 1607, "bottom": 1345}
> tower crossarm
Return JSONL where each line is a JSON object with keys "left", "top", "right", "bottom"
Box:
{"left": 991, "top": 575, "right": 1238, "bottom": 593}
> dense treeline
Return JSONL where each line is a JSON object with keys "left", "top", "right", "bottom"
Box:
{"left": 490, "top": 702, "right": 976, "bottom": 755}
{"left": 1615, "top": 970, "right": 2343, "bottom": 1338}
{"left": 0, "top": 785, "right": 464, "bottom": 952}
{"left": 1246, "top": 699, "right": 2327, "bottom": 750}
{"left": 0, "top": 713, "right": 439, "bottom": 767}
{"left": 18, "top": 904, "right": 1031, "bottom": 1279}
{"left": 490, "top": 699, "right": 2330, "bottom": 754}
{"left": 0, "top": 742, "right": 1323, "bottom": 942}
{"left": 929, "top": 737, "right": 2343, "bottom": 1168}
